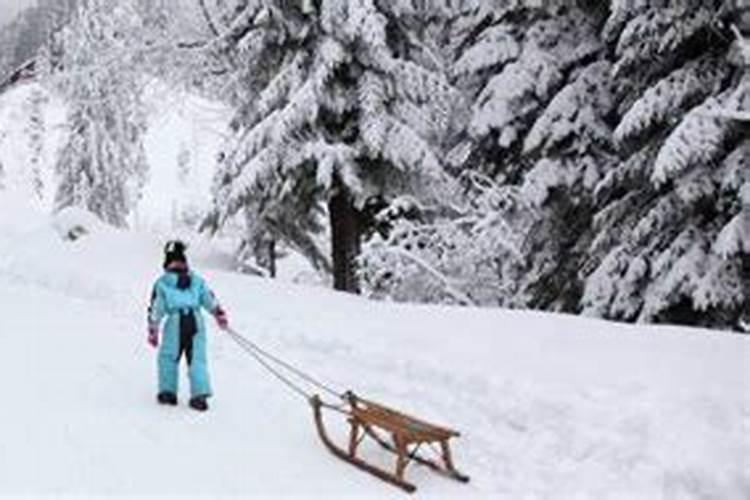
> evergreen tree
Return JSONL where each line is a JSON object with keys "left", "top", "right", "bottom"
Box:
{"left": 581, "top": 0, "right": 748, "bottom": 329}
{"left": 24, "top": 87, "right": 48, "bottom": 201}
{"left": 205, "top": 0, "right": 459, "bottom": 292}
{"left": 46, "top": 0, "right": 149, "bottom": 227}
{"left": 9, "top": 0, "right": 742, "bottom": 329}
{"left": 459, "top": 2, "right": 603, "bottom": 172}
{"left": 446, "top": 1, "right": 612, "bottom": 310}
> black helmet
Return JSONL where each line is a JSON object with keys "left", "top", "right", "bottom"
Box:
{"left": 163, "top": 240, "right": 188, "bottom": 270}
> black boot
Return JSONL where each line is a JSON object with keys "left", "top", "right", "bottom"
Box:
{"left": 157, "top": 392, "right": 178, "bottom": 406}
{"left": 189, "top": 396, "right": 209, "bottom": 412}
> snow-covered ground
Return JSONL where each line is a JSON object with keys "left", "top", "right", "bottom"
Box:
{"left": 0, "top": 192, "right": 748, "bottom": 499}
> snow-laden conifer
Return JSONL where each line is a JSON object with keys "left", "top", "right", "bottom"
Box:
{"left": 24, "top": 87, "right": 48, "bottom": 201}
{"left": 581, "top": 0, "right": 747, "bottom": 328}
{"left": 207, "top": 0, "right": 459, "bottom": 292}
{"left": 46, "top": 0, "right": 149, "bottom": 227}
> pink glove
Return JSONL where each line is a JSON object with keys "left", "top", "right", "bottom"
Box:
{"left": 213, "top": 307, "right": 229, "bottom": 330}
{"left": 147, "top": 324, "right": 159, "bottom": 348}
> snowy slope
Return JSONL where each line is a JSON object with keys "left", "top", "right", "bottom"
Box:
{"left": 0, "top": 197, "right": 748, "bottom": 499}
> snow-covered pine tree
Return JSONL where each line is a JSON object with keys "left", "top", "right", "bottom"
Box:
{"left": 459, "top": 2, "right": 604, "bottom": 176}
{"left": 24, "top": 87, "right": 48, "bottom": 201}
{"left": 205, "top": 0, "right": 459, "bottom": 292}
{"left": 581, "top": 0, "right": 749, "bottom": 329}
{"left": 516, "top": 59, "right": 616, "bottom": 310}
{"left": 444, "top": 2, "right": 613, "bottom": 310}
{"left": 46, "top": 0, "right": 149, "bottom": 227}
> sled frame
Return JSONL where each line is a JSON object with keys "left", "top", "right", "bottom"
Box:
{"left": 310, "top": 392, "right": 469, "bottom": 493}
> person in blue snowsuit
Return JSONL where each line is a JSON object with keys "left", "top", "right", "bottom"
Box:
{"left": 147, "top": 241, "right": 228, "bottom": 411}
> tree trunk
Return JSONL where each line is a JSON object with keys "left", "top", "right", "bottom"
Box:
{"left": 740, "top": 253, "right": 750, "bottom": 331}
{"left": 329, "top": 183, "right": 361, "bottom": 293}
{"left": 268, "top": 239, "right": 277, "bottom": 279}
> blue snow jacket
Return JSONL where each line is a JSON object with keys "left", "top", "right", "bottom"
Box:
{"left": 148, "top": 269, "right": 220, "bottom": 398}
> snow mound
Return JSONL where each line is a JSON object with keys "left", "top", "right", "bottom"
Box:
{"left": 0, "top": 200, "right": 158, "bottom": 303}
{"left": 52, "top": 206, "right": 106, "bottom": 241}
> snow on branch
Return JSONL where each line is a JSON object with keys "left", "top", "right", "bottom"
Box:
{"left": 225, "top": 146, "right": 280, "bottom": 209}
{"left": 652, "top": 91, "right": 737, "bottom": 186}
{"left": 614, "top": 56, "right": 727, "bottom": 145}
{"left": 251, "top": 51, "right": 309, "bottom": 122}
{"left": 714, "top": 183, "right": 750, "bottom": 258}
{"left": 602, "top": 0, "right": 652, "bottom": 43}
{"left": 524, "top": 61, "right": 612, "bottom": 155}
{"left": 639, "top": 233, "right": 706, "bottom": 322}
{"left": 692, "top": 254, "right": 746, "bottom": 312}
{"left": 470, "top": 49, "right": 566, "bottom": 147}
{"left": 732, "top": 24, "right": 750, "bottom": 67}
{"left": 451, "top": 24, "right": 519, "bottom": 79}
{"left": 392, "top": 60, "right": 457, "bottom": 109}
{"left": 358, "top": 71, "right": 388, "bottom": 153}
{"left": 720, "top": 142, "right": 750, "bottom": 193}
{"left": 361, "top": 170, "right": 534, "bottom": 306}
{"left": 382, "top": 117, "right": 443, "bottom": 178}
{"left": 221, "top": 1, "right": 265, "bottom": 45}
{"left": 227, "top": 72, "right": 323, "bottom": 176}
{"left": 614, "top": 7, "right": 713, "bottom": 77}
{"left": 280, "top": 140, "right": 361, "bottom": 195}
{"left": 381, "top": 246, "right": 477, "bottom": 306}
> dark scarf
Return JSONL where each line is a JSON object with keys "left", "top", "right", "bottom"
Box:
{"left": 169, "top": 269, "right": 192, "bottom": 290}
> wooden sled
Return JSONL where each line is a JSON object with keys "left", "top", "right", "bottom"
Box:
{"left": 310, "top": 391, "right": 469, "bottom": 493}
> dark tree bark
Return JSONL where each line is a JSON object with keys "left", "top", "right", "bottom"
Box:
{"left": 329, "top": 180, "right": 361, "bottom": 293}
{"left": 740, "top": 253, "right": 750, "bottom": 332}
{"left": 268, "top": 239, "right": 277, "bottom": 279}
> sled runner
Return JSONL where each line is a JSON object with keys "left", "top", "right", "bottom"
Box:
{"left": 311, "top": 391, "right": 469, "bottom": 493}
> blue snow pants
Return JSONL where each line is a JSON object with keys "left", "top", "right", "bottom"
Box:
{"left": 148, "top": 271, "right": 219, "bottom": 398}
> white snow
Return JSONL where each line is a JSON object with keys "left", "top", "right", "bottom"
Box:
{"left": 0, "top": 194, "right": 747, "bottom": 499}
{"left": 136, "top": 82, "right": 231, "bottom": 233}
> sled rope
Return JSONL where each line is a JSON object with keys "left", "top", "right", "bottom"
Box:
{"left": 226, "top": 327, "right": 344, "bottom": 403}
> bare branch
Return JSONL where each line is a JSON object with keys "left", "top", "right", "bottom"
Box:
{"left": 198, "top": 0, "right": 221, "bottom": 37}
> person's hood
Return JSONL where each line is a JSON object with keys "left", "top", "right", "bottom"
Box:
{"left": 162, "top": 269, "right": 193, "bottom": 290}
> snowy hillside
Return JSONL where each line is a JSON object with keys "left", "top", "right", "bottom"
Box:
{"left": 0, "top": 196, "right": 747, "bottom": 498}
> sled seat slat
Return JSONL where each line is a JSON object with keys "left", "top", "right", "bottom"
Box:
{"left": 351, "top": 397, "right": 459, "bottom": 442}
